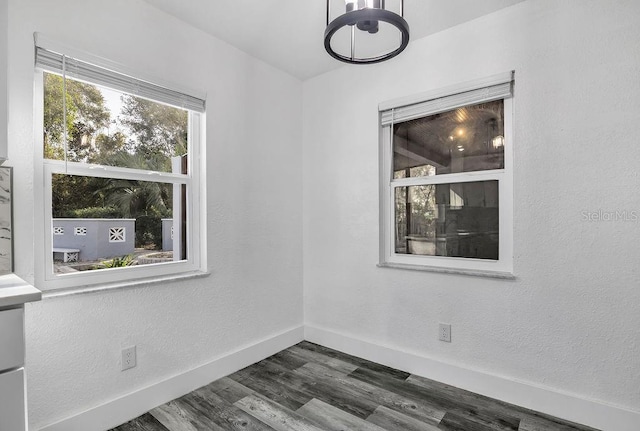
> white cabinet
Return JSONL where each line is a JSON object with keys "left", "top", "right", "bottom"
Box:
{"left": 0, "top": 0, "right": 7, "bottom": 161}
{"left": 0, "top": 368, "right": 26, "bottom": 431}
{"left": 0, "top": 307, "right": 24, "bottom": 372}
{"left": 0, "top": 276, "right": 41, "bottom": 431}
{"left": 0, "top": 308, "right": 26, "bottom": 431}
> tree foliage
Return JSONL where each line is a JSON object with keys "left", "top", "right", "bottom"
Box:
{"left": 119, "top": 95, "right": 188, "bottom": 169}
{"left": 44, "top": 73, "right": 111, "bottom": 162}
{"left": 51, "top": 174, "right": 110, "bottom": 218}
{"left": 99, "top": 178, "right": 171, "bottom": 218}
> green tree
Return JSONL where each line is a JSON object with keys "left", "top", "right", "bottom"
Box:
{"left": 119, "top": 95, "right": 188, "bottom": 171}
{"left": 43, "top": 73, "right": 111, "bottom": 162}
{"left": 43, "top": 74, "right": 76, "bottom": 160}
{"left": 99, "top": 177, "right": 172, "bottom": 218}
{"left": 90, "top": 131, "right": 127, "bottom": 164}
{"left": 44, "top": 74, "right": 113, "bottom": 217}
{"left": 51, "top": 174, "right": 110, "bottom": 218}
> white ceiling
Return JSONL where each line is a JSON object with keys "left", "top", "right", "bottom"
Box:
{"left": 143, "top": 0, "right": 525, "bottom": 80}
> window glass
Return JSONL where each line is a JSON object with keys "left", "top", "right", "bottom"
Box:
{"left": 51, "top": 173, "right": 184, "bottom": 273}
{"left": 381, "top": 75, "right": 513, "bottom": 274}
{"left": 394, "top": 180, "right": 499, "bottom": 260}
{"left": 43, "top": 72, "right": 188, "bottom": 173}
{"left": 393, "top": 100, "right": 504, "bottom": 178}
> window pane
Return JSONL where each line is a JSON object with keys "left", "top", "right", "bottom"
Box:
{"left": 394, "top": 180, "right": 499, "bottom": 260}
{"left": 43, "top": 72, "right": 188, "bottom": 173}
{"left": 51, "top": 174, "right": 187, "bottom": 273}
{"left": 393, "top": 100, "right": 504, "bottom": 178}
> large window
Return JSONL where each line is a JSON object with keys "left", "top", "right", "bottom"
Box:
{"left": 379, "top": 73, "right": 514, "bottom": 276}
{"left": 35, "top": 44, "right": 206, "bottom": 290}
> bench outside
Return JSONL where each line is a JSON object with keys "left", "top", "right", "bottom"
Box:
{"left": 52, "top": 248, "right": 80, "bottom": 263}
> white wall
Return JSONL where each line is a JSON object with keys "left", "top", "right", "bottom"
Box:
{"left": 304, "top": 0, "right": 640, "bottom": 421}
{"left": 0, "top": 0, "right": 7, "bottom": 160}
{"left": 6, "top": 0, "right": 303, "bottom": 429}
{"left": 8, "top": 0, "right": 640, "bottom": 429}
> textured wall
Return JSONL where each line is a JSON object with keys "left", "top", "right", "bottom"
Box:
{"left": 6, "top": 0, "right": 303, "bottom": 428}
{"left": 303, "top": 0, "right": 640, "bottom": 414}
{"left": 0, "top": 0, "right": 6, "bottom": 160}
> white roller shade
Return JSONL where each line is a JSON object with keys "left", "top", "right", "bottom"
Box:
{"left": 380, "top": 72, "right": 513, "bottom": 126}
{"left": 35, "top": 46, "right": 206, "bottom": 113}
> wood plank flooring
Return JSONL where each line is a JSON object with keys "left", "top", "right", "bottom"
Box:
{"left": 110, "top": 341, "right": 599, "bottom": 431}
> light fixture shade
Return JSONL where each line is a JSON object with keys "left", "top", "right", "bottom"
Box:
{"left": 324, "top": 0, "right": 410, "bottom": 64}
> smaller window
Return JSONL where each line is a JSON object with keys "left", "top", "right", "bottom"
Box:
{"left": 379, "top": 72, "right": 514, "bottom": 276}
{"left": 53, "top": 226, "right": 64, "bottom": 235}
{"left": 74, "top": 227, "right": 87, "bottom": 236}
{"left": 109, "top": 227, "right": 126, "bottom": 243}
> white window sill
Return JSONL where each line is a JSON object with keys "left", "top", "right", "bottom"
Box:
{"left": 377, "top": 262, "right": 516, "bottom": 280}
{"left": 41, "top": 270, "right": 211, "bottom": 299}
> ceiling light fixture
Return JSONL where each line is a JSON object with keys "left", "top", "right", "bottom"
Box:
{"left": 324, "top": 0, "right": 410, "bottom": 64}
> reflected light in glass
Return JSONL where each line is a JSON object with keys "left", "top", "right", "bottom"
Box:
{"left": 344, "top": 0, "right": 379, "bottom": 9}
{"left": 492, "top": 135, "right": 505, "bottom": 149}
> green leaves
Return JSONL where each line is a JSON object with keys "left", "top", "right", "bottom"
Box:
{"left": 119, "top": 95, "right": 188, "bottom": 159}
{"left": 43, "top": 73, "right": 111, "bottom": 162}
{"left": 98, "top": 254, "right": 136, "bottom": 269}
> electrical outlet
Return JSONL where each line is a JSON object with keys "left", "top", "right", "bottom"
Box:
{"left": 439, "top": 323, "right": 451, "bottom": 342}
{"left": 122, "top": 346, "right": 136, "bottom": 371}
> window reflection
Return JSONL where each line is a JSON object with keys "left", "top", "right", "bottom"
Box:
{"left": 393, "top": 100, "right": 504, "bottom": 177}
{"left": 395, "top": 181, "right": 499, "bottom": 260}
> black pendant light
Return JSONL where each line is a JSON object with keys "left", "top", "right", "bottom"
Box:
{"left": 324, "top": 0, "right": 410, "bottom": 64}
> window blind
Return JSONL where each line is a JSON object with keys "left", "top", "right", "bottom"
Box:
{"left": 380, "top": 73, "right": 513, "bottom": 126}
{"left": 35, "top": 46, "right": 206, "bottom": 113}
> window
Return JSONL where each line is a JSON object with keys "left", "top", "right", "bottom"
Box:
{"left": 35, "top": 42, "right": 205, "bottom": 290}
{"left": 379, "top": 72, "right": 514, "bottom": 276}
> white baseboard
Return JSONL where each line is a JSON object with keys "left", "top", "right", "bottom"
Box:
{"left": 39, "top": 325, "right": 304, "bottom": 431}
{"left": 305, "top": 325, "right": 640, "bottom": 431}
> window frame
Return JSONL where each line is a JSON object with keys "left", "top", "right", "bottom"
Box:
{"left": 379, "top": 73, "right": 514, "bottom": 277}
{"left": 33, "top": 57, "right": 206, "bottom": 291}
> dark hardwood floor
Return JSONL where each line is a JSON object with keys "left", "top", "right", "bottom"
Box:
{"left": 110, "top": 341, "right": 598, "bottom": 431}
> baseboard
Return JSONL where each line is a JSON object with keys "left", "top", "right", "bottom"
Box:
{"left": 305, "top": 324, "right": 640, "bottom": 431}
{"left": 39, "top": 325, "right": 304, "bottom": 431}
{"left": 38, "top": 324, "right": 639, "bottom": 431}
